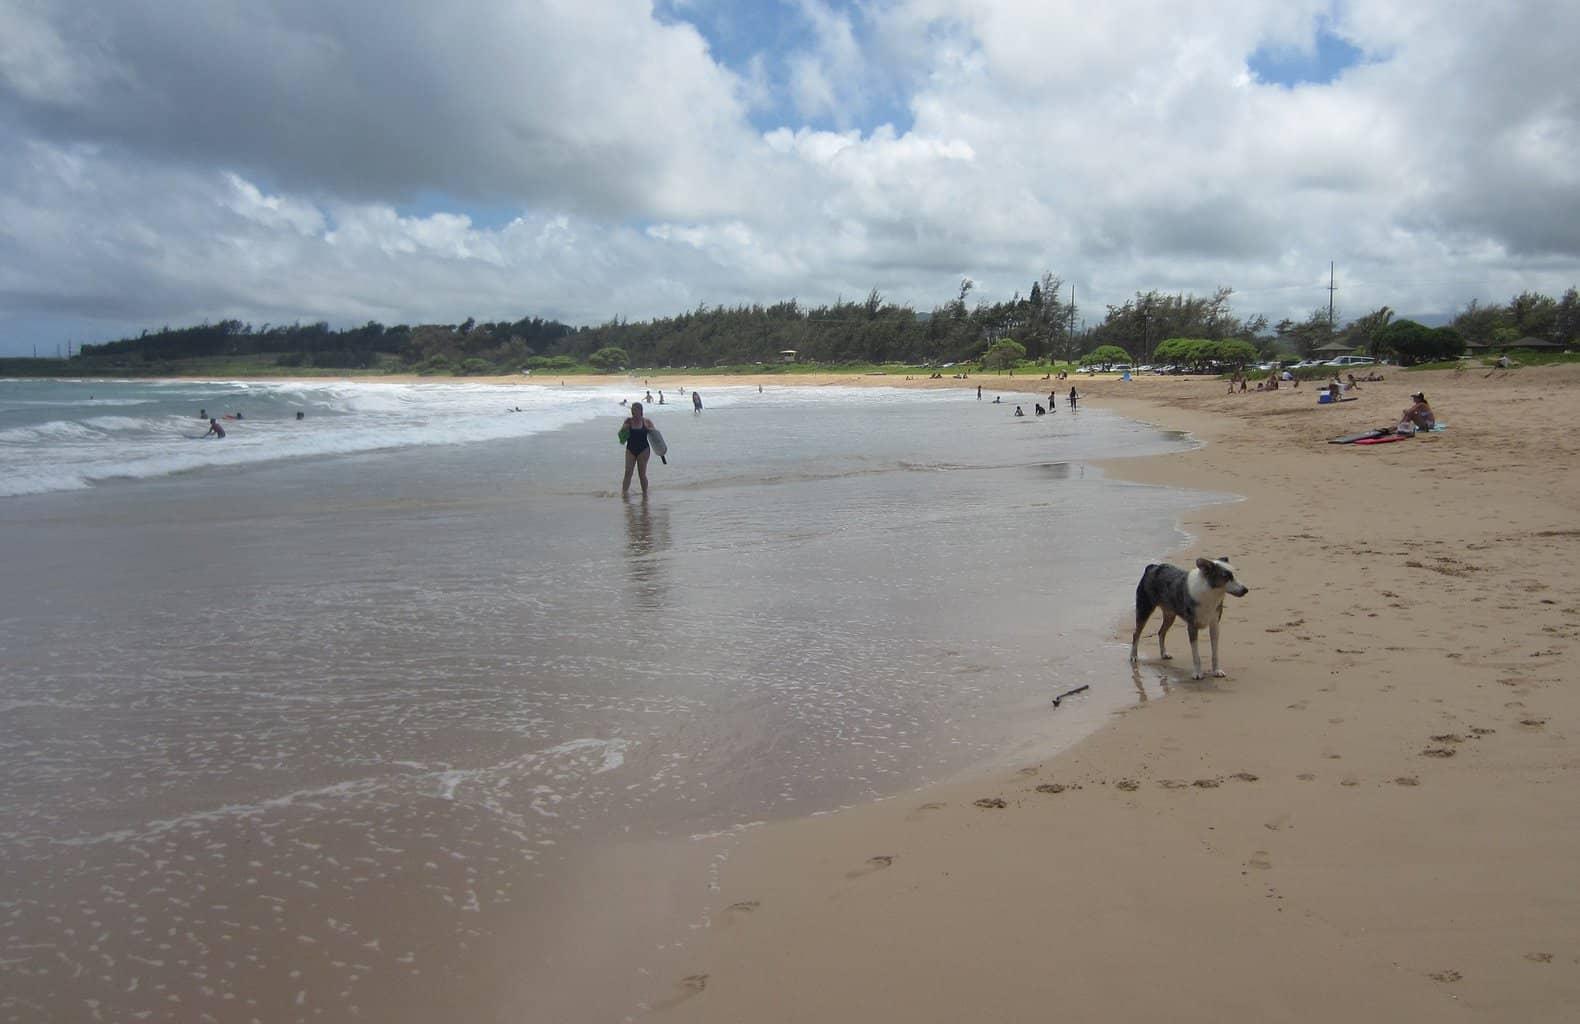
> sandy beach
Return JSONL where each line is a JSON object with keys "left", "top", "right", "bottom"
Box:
{"left": 639, "top": 364, "right": 1580, "bottom": 1022}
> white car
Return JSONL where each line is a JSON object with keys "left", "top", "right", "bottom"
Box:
{"left": 1325, "top": 355, "right": 1376, "bottom": 367}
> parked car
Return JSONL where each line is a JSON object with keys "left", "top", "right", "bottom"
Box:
{"left": 1325, "top": 355, "right": 1376, "bottom": 367}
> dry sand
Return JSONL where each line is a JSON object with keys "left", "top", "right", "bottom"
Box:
{"left": 635, "top": 364, "right": 1580, "bottom": 1022}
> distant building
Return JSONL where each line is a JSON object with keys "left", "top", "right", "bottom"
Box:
{"left": 779, "top": 349, "right": 798, "bottom": 363}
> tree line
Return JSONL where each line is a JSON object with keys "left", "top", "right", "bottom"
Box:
{"left": 11, "top": 279, "right": 1576, "bottom": 375}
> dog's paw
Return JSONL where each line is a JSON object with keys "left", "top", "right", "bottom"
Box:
{"left": 1191, "top": 671, "right": 1206, "bottom": 680}
{"left": 1212, "top": 670, "right": 1227, "bottom": 678}
{"left": 1160, "top": 653, "right": 1173, "bottom": 661}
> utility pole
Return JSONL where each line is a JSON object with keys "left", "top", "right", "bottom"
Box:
{"left": 1328, "top": 261, "right": 1337, "bottom": 334}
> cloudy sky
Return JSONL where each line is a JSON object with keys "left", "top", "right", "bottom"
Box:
{"left": 1, "top": 0, "right": 1577, "bottom": 355}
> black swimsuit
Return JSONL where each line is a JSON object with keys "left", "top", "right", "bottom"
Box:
{"left": 626, "top": 423, "right": 649, "bottom": 455}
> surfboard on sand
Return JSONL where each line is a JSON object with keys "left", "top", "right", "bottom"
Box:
{"left": 649, "top": 427, "right": 669, "bottom": 463}
{"left": 1329, "top": 429, "right": 1391, "bottom": 444}
{"left": 1353, "top": 433, "right": 1413, "bottom": 445}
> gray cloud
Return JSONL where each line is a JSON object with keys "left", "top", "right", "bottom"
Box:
{"left": 1, "top": 0, "right": 1577, "bottom": 355}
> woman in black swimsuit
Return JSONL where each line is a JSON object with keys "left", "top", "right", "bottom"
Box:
{"left": 621, "top": 401, "right": 655, "bottom": 496}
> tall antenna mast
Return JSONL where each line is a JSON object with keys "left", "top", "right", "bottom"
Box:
{"left": 1328, "top": 261, "right": 1337, "bottom": 332}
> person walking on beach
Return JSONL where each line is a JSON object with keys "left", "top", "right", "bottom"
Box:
{"left": 1068, "top": 386, "right": 1079, "bottom": 409}
{"left": 620, "top": 402, "right": 656, "bottom": 496}
{"left": 692, "top": 390, "right": 703, "bottom": 412}
{"left": 203, "top": 417, "right": 226, "bottom": 438}
{"left": 1048, "top": 389, "right": 1057, "bottom": 410}
{"left": 977, "top": 385, "right": 982, "bottom": 400}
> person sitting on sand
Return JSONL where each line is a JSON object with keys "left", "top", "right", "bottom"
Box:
{"left": 203, "top": 418, "right": 226, "bottom": 438}
{"left": 1399, "top": 391, "right": 1435, "bottom": 432}
{"left": 1347, "top": 373, "right": 1362, "bottom": 391}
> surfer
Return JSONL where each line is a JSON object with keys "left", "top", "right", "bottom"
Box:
{"left": 296, "top": 411, "right": 305, "bottom": 420}
{"left": 692, "top": 391, "right": 703, "bottom": 412}
{"left": 620, "top": 401, "right": 655, "bottom": 496}
{"left": 203, "top": 418, "right": 226, "bottom": 438}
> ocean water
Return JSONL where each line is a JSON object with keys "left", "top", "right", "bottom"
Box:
{"left": 0, "top": 377, "right": 1215, "bottom": 1022}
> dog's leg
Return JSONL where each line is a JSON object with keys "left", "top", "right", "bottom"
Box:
{"left": 1130, "top": 586, "right": 1156, "bottom": 664}
{"left": 1208, "top": 619, "right": 1225, "bottom": 677}
{"left": 1157, "top": 610, "right": 1175, "bottom": 660}
{"left": 1187, "top": 622, "right": 1204, "bottom": 679}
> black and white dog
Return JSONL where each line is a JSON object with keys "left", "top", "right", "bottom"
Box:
{"left": 1129, "top": 558, "right": 1249, "bottom": 680}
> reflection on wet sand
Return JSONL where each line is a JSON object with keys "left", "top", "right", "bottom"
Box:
{"left": 1131, "top": 662, "right": 1173, "bottom": 703}
{"left": 623, "top": 496, "right": 671, "bottom": 609}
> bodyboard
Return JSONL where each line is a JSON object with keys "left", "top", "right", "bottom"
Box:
{"left": 648, "top": 427, "right": 668, "bottom": 459}
{"left": 1328, "top": 429, "right": 1390, "bottom": 444}
{"left": 618, "top": 425, "right": 630, "bottom": 444}
{"left": 1352, "top": 433, "right": 1412, "bottom": 445}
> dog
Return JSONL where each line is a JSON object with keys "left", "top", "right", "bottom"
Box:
{"left": 1129, "top": 558, "right": 1249, "bottom": 679}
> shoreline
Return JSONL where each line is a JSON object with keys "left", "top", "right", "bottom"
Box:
{"left": 647, "top": 365, "right": 1580, "bottom": 1022}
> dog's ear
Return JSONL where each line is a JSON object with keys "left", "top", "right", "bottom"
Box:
{"left": 1195, "top": 557, "right": 1214, "bottom": 572}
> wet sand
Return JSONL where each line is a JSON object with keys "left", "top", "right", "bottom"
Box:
{"left": 656, "top": 364, "right": 1580, "bottom": 1022}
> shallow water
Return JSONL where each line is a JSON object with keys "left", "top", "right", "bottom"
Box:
{"left": 0, "top": 380, "right": 1215, "bottom": 1021}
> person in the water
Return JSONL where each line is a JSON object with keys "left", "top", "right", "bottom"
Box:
{"left": 619, "top": 401, "right": 656, "bottom": 496}
{"left": 203, "top": 418, "right": 226, "bottom": 438}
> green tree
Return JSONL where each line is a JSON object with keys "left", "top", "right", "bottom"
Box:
{"left": 1375, "top": 320, "right": 1462, "bottom": 366}
{"left": 981, "top": 338, "right": 1027, "bottom": 370}
{"left": 588, "top": 346, "right": 629, "bottom": 371}
{"left": 1080, "top": 344, "right": 1132, "bottom": 368}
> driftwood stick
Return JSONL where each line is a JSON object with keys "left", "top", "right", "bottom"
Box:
{"left": 1051, "top": 684, "right": 1090, "bottom": 707}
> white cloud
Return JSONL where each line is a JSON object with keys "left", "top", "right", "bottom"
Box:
{"left": 1, "top": 0, "right": 1578, "bottom": 353}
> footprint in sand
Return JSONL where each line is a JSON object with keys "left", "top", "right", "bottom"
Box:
{"left": 722, "top": 900, "right": 760, "bottom": 921}
{"left": 1519, "top": 718, "right": 1548, "bottom": 728}
{"left": 1524, "top": 952, "right": 1553, "bottom": 963}
{"left": 1230, "top": 772, "right": 1259, "bottom": 783}
{"left": 845, "top": 855, "right": 894, "bottom": 879}
{"left": 1395, "top": 776, "right": 1421, "bottom": 786}
{"left": 1428, "top": 969, "right": 1462, "bottom": 984}
{"left": 1422, "top": 747, "right": 1456, "bottom": 758}
{"left": 1247, "top": 850, "right": 1273, "bottom": 870}
{"left": 1296, "top": 772, "right": 1317, "bottom": 782}
{"left": 650, "top": 974, "right": 709, "bottom": 1011}
{"left": 1035, "top": 783, "right": 1067, "bottom": 794}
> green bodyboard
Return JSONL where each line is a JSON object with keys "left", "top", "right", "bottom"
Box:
{"left": 618, "top": 425, "right": 631, "bottom": 444}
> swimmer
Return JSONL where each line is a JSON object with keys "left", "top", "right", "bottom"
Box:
{"left": 203, "top": 418, "right": 226, "bottom": 438}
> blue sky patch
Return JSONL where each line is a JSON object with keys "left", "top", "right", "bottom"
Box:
{"left": 1248, "top": 23, "right": 1367, "bottom": 87}
{"left": 655, "top": 0, "right": 914, "bottom": 135}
